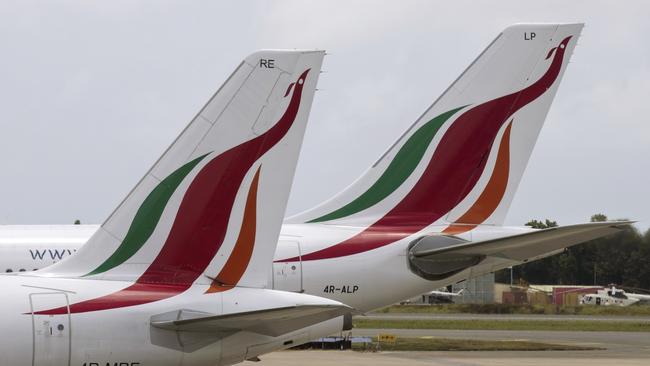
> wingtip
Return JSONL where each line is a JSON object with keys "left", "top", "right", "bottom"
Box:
{"left": 609, "top": 220, "right": 636, "bottom": 229}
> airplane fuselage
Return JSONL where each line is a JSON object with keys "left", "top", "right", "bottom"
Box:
{"left": 0, "top": 222, "right": 535, "bottom": 365}
{"left": 0, "top": 225, "right": 94, "bottom": 274}
{"left": 1, "top": 223, "right": 534, "bottom": 312}
{"left": 276, "top": 223, "right": 534, "bottom": 310}
{"left": 0, "top": 274, "right": 344, "bottom": 366}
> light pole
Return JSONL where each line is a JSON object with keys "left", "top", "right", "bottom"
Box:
{"left": 510, "top": 266, "right": 513, "bottom": 287}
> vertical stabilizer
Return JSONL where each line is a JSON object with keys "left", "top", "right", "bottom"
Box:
{"left": 283, "top": 24, "right": 583, "bottom": 263}
{"left": 289, "top": 24, "right": 582, "bottom": 234}
{"left": 43, "top": 50, "right": 324, "bottom": 295}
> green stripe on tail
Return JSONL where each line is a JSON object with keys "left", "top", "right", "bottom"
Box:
{"left": 85, "top": 153, "right": 209, "bottom": 276}
{"left": 309, "top": 107, "right": 464, "bottom": 223}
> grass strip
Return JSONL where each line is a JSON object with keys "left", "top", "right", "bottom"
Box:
{"left": 354, "top": 318, "right": 650, "bottom": 332}
{"left": 375, "top": 304, "right": 650, "bottom": 316}
{"left": 351, "top": 337, "right": 602, "bottom": 352}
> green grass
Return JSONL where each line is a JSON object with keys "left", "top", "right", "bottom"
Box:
{"left": 351, "top": 337, "right": 601, "bottom": 352}
{"left": 374, "top": 304, "right": 650, "bottom": 316}
{"left": 353, "top": 318, "right": 650, "bottom": 332}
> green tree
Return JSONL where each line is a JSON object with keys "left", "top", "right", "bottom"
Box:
{"left": 525, "top": 219, "right": 558, "bottom": 229}
{"left": 496, "top": 214, "right": 649, "bottom": 289}
{"left": 590, "top": 213, "right": 608, "bottom": 222}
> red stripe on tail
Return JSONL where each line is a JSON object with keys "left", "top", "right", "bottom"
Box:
{"left": 287, "top": 37, "right": 572, "bottom": 262}
{"left": 36, "top": 70, "right": 310, "bottom": 315}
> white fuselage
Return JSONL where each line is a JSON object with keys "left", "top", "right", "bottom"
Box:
{"left": 0, "top": 274, "right": 344, "bottom": 366}
{"left": 0, "top": 223, "right": 534, "bottom": 365}
{"left": 1, "top": 223, "right": 532, "bottom": 312}
{"left": 0, "top": 225, "right": 94, "bottom": 274}
{"left": 275, "top": 223, "right": 533, "bottom": 310}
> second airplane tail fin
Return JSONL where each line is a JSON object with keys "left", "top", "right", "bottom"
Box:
{"left": 289, "top": 24, "right": 582, "bottom": 235}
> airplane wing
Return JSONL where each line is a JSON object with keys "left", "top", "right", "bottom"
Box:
{"left": 428, "top": 289, "right": 464, "bottom": 297}
{"left": 150, "top": 304, "right": 352, "bottom": 352}
{"left": 409, "top": 221, "right": 632, "bottom": 280}
{"left": 151, "top": 304, "right": 351, "bottom": 337}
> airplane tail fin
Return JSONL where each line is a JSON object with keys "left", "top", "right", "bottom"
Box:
{"left": 288, "top": 24, "right": 582, "bottom": 235}
{"left": 43, "top": 50, "right": 325, "bottom": 291}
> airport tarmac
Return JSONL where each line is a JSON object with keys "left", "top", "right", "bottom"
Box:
{"left": 363, "top": 313, "right": 650, "bottom": 322}
{"left": 259, "top": 328, "right": 650, "bottom": 366}
{"left": 260, "top": 349, "right": 649, "bottom": 366}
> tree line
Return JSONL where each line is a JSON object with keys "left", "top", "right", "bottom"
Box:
{"left": 495, "top": 214, "right": 650, "bottom": 290}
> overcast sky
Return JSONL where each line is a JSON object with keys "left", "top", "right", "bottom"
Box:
{"left": 0, "top": 1, "right": 648, "bottom": 232}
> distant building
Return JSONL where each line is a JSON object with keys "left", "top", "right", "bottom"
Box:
{"left": 451, "top": 273, "right": 495, "bottom": 304}
{"left": 404, "top": 279, "right": 605, "bottom": 306}
{"left": 494, "top": 283, "right": 602, "bottom": 305}
{"left": 552, "top": 286, "right": 603, "bottom": 306}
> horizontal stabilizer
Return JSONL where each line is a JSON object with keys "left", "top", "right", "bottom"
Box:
{"left": 409, "top": 221, "right": 632, "bottom": 280}
{"left": 151, "top": 304, "right": 351, "bottom": 337}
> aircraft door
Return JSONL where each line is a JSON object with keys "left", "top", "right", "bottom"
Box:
{"left": 273, "top": 240, "right": 303, "bottom": 292}
{"left": 30, "top": 292, "right": 71, "bottom": 366}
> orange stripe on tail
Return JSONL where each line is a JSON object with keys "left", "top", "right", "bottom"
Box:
{"left": 443, "top": 121, "right": 512, "bottom": 235}
{"left": 206, "top": 167, "right": 261, "bottom": 293}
